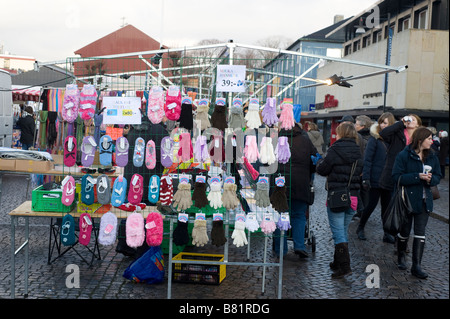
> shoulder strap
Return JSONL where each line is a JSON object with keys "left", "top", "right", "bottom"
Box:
{"left": 347, "top": 160, "right": 358, "bottom": 187}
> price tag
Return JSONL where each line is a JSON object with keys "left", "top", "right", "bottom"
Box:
{"left": 178, "top": 213, "right": 188, "bottom": 223}
{"left": 216, "top": 65, "right": 246, "bottom": 93}
{"left": 216, "top": 98, "right": 226, "bottom": 106}
{"left": 263, "top": 212, "right": 273, "bottom": 222}
{"left": 235, "top": 213, "right": 246, "bottom": 222}
{"left": 232, "top": 98, "right": 243, "bottom": 107}
{"left": 213, "top": 213, "right": 223, "bottom": 221}
{"left": 195, "top": 213, "right": 206, "bottom": 220}
{"left": 122, "top": 109, "right": 133, "bottom": 116}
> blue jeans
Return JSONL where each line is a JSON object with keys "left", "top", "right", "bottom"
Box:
{"left": 327, "top": 206, "right": 355, "bottom": 245}
{"left": 274, "top": 199, "right": 307, "bottom": 256}
{"left": 22, "top": 143, "right": 32, "bottom": 150}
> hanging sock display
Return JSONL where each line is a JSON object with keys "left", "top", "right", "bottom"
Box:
{"left": 261, "top": 97, "right": 278, "bottom": 126}
{"left": 147, "top": 86, "right": 165, "bottom": 124}
{"left": 164, "top": 86, "right": 181, "bottom": 121}
{"left": 79, "top": 84, "right": 97, "bottom": 120}
{"left": 62, "top": 84, "right": 80, "bottom": 123}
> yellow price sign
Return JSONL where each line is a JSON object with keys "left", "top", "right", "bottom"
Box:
{"left": 122, "top": 109, "right": 133, "bottom": 116}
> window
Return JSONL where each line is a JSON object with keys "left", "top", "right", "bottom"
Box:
{"left": 344, "top": 44, "right": 351, "bottom": 56}
{"left": 398, "top": 17, "right": 411, "bottom": 32}
{"left": 373, "top": 30, "right": 381, "bottom": 43}
{"left": 418, "top": 10, "right": 428, "bottom": 29}
{"left": 362, "top": 35, "right": 371, "bottom": 48}
{"left": 353, "top": 40, "right": 361, "bottom": 52}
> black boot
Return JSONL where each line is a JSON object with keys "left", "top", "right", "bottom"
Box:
{"left": 332, "top": 243, "right": 352, "bottom": 278}
{"left": 397, "top": 236, "right": 408, "bottom": 270}
{"left": 330, "top": 246, "right": 338, "bottom": 270}
{"left": 356, "top": 224, "right": 366, "bottom": 240}
{"left": 411, "top": 237, "right": 428, "bottom": 279}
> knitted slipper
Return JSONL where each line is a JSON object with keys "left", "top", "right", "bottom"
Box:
{"left": 81, "top": 174, "right": 95, "bottom": 205}
{"left": 126, "top": 212, "right": 145, "bottom": 248}
{"left": 61, "top": 175, "right": 76, "bottom": 206}
{"left": 147, "top": 86, "right": 165, "bottom": 124}
{"left": 128, "top": 174, "right": 144, "bottom": 205}
{"left": 115, "top": 136, "right": 129, "bottom": 167}
{"left": 145, "top": 212, "right": 163, "bottom": 246}
{"left": 81, "top": 136, "right": 97, "bottom": 167}
{"left": 96, "top": 174, "right": 111, "bottom": 205}
{"left": 160, "top": 136, "right": 173, "bottom": 168}
{"left": 63, "top": 136, "right": 77, "bottom": 167}
{"left": 111, "top": 175, "right": 127, "bottom": 207}
{"left": 133, "top": 137, "right": 145, "bottom": 167}
{"left": 145, "top": 139, "right": 156, "bottom": 170}
{"left": 99, "top": 135, "right": 113, "bottom": 166}
{"left": 79, "top": 213, "right": 93, "bottom": 246}
{"left": 79, "top": 84, "right": 97, "bottom": 120}
{"left": 148, "top": 175, "right": 160, "bottom": 204}
{"left": 98, "top": 212, "right": 118, "bottom": 246}
{"left": 61, "top": 214, "right": 76, "bottom": 246}
{"left": 159, "top": 174, "right": 173, "bottom": 206}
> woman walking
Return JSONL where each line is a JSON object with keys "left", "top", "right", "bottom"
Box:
{"left": 316, "top": 122, "right": 363, "bottom": 278}
{"left": 392, "top": 127, "right": 441, "bottom": 279}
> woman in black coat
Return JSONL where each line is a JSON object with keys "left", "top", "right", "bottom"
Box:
{"left": 316, "top": 122, "right": 363, "bottom": 278}
{"left": 392, "top": 127, "right": 441, "bottom": 279}
{"left": 356, "top": 112, "right": 395, "bottom": 241}
{"left": 274, "top": 123, "right": 317, "bottom": 258}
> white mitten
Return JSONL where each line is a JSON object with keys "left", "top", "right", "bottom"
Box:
{"left": 245, "top": 103, "right": 262, "bottom": 129}
{"left": 245, "top": 214, "right": 260, "bottom": 232}
{"left": 231, "top": 220, "right": 248, "bottom": 247}
{"left": 259, "top": 137, "right": 276, "bottom": 165}
{"left": 191, "top": 219, "right": 209, "bottom": 247}
{"left": 207, "top": 182, "right": 223, "bottom": 209}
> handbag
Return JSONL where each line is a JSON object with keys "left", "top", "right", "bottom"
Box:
{"left": 327, "top": 161, "right": 357, "bottom": 213}
{"left": 382, "top": 177, "right": 412, "bottom": 236}
{"left": 430, "top": 185, "right": 440, "bottom": 200}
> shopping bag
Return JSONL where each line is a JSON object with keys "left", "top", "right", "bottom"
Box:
{"left": 123, "top": 246, "right": 165, "bottom": 284}
{"left": 382, "top": 179, "right": 412, "bottom": 236}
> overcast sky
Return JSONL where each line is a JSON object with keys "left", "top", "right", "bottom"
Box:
{"left": 1, "top": 0, "right": 375, "bottom": 62}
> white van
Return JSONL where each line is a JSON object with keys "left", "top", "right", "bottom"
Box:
{"left": 0, "top": 69, "right": 13, "bottom": 147}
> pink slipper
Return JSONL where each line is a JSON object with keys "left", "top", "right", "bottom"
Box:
{"left": 61, "top": 175, "right": 76, "bottom": 206}
{"left": 126, "top": 212, "right": 145, "bottom": 248}
{"left": 64, "top": 136, "right": 77, "bottom": 167}
{"left": 145, "top": 139, "right": 156, "bottom": 170}
{"left": 79, "top": 213, "right": 93, "bottom": 246}
{"left": 145, "top": 212, "right": 163, "bottom": 246}
{"left": 128, "top": 174, "right": 143, "bottom": 205}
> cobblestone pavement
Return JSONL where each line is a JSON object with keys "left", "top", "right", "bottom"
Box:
{"left": 0, "top": 171, "right": 448, "bottom": 300}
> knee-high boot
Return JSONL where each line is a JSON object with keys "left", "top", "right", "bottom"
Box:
{"left": 330, "top": 245, "right": 338, "bottom": 270}
{"left": 397, "top": 235, "right": 408, "bottom": 270}
{"left": 411, "top": 237, "right": 428, "bottom": 279}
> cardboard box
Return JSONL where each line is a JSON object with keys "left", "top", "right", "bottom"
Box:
{"left": 14, "top": 159, "right": 54, "bottom": 172}
{"left": 0, "top": 159, "right": 16, "bottom": 171}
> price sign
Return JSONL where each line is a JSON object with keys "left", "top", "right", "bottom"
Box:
{"left": 216, "top": 65, "right": 246, "bottom": 93}
{"left": 102, "top": 96, "right": 142, "bottom": 125}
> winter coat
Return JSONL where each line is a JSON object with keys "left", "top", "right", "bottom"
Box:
{"left": 17, "top": 114, "right": 36, "bottom": 145}
{"left": 392, "top": 145, "right": 441, "bottom": 214}
{"left": 362, "top": 123, "right": 388, "bottom": 188}
{"left": 316, "top": 138, "right": 363, "bottom": 196}
{"left": 439, "top": 136, "right": 449, "bottom": 166}
{"left": 278, "top": 124, "right": 317, "bottom": 203}
{"left": 307, "top": 130, "right": 324, "bottom": 156}
{"left": 378, "top": 120, "right": 408, "bottom": 191}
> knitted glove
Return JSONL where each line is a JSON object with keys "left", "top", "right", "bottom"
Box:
{"left": 279, "top": 103, "right": 295, "bottom": 130}
{"left": 259, "top": 137, "right": 276, "bottom": 165}
{"left": 211, "top": 220, "right": 227, "bottom": 247}
{"left": 270, "top": 185, "right": 289, "bottom": 212}
{"left": 245, "top": 215, "right": 260, "bottom": 232}
{"left": 179, "top": 102, "right": 193, "bottom": 130}
{"left": 191, "top": 219, "right": 208, "bottom": 247}
{"left": 310, "top": 152, "right": 322, "bottom": 165}
{"left": 177, "top": 132, "right": 193, "bottom": 163}
{"left": 261, "top": 97, "right": 278, "bottom": 126}
{"left": 244, "top": 135, "right": 259, "bottom": 163}
{"left": 211, "top": 104, "right": 228, "bottom": 132}
{"left": 228, "top": 106, "right": 245, "bottom": 129}
{"left": 195, "top": 104, "right": 211, "bottom": 131}
{"left": 222, "top": 183, "right": 240, "bottom": 210}
{"left": 245, "top": 103, "right": 261, "bottom": 129}
{"left": 173, "top": 220, "right": 189, "bottom": 246}
{"left": 275, "top": 136, "right": 291, "bottom": 164}
{"left": 277, "top": 214, "right": 291, "bottom": 231}
{"left": 173, "top": 183, "right": 193, "bottom": 211}
{"left": 254, "top": 182, "right": 270, "bottom": 208}
{"left": 192, "top": 182, "right": 208, "bottom": 208}
{"left": 242, "top": 157, "right": 260, "bottom": 182}
{"left": 260, "top": 215, "right": 277, "bottom": 235}
{"left": 231, "top": 220, "right": 248, "bottom": 247}
{"left": 194, "top": 135, "right": 209, "bottom": 163}
{"left": 207, "top": 182, "right": 223, "bottom": 209}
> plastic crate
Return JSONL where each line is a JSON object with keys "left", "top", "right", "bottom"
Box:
{"left": 31, "top": 185, "right": 77, "bottom": 213}
{"left": 172, "top": 252, "right": 226, "bottom": 285}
